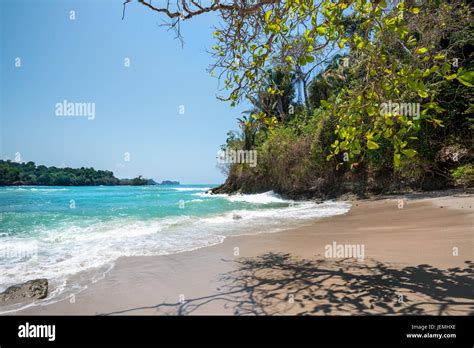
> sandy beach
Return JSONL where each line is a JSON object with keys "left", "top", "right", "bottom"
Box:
{"left": 11, "top": 191, "right": 474, "bottom": 316}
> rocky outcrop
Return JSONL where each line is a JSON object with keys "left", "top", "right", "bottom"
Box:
{"left": 212, "top": 162, "right": 456, "bottom": 200}
{"left": 0, "top": 279, "right": 48, "bottom": 305}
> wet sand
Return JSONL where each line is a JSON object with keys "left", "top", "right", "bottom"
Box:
{"left": 10, "top": 192, "right": 474, "bottom": 315}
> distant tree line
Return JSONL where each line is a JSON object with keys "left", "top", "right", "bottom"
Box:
{"left": 0, "top": 160, "right": 154, "bottom": 186}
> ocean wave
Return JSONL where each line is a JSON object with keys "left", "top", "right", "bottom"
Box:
{"left": 141, "top": 187, "right": 212, "bottom": 192}
{"left": 30, "top": 188, "right": 68, "bottom": 192}
{"left": 5, "top": 187, "right": 69, "bottom": 192}
{"left": 170, "top": 187, "right": 212, "bottom": 192}
{"left": 193, "top": 192, "right": 226, "bottom": 198}
{"left": 193, "top": 190, "right": 290, "bottom": 204}
{"left": 226, "top": 191, "right": 289, "bottom": 204}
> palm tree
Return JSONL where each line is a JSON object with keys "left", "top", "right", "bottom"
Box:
{"left": 236, "top": 114, "right": 258, "bottom": 151}
{"left": 247, "top": 68, "right": 296, "bottom": 122}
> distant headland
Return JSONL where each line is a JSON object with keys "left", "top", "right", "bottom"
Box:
{"left": 0, "top": 160, "right": 178, "bottom": 186}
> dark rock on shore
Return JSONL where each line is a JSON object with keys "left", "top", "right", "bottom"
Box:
{"left": 0, "top": 279, "right": 48, "bottom": 305}
{"left": 211, "top": 165, "right": 472, "bottom": 202}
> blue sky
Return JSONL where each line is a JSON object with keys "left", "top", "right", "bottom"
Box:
{"left": 0, "top": 0, "right": 248, "bottom": 184}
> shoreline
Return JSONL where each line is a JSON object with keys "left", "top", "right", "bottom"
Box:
{"left": 4, "top": 190, "right": 474, "bottom": 315}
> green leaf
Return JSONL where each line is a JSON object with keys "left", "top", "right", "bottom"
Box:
{"left": 367, "top": 140, "right": 380, "bottom": 150}
{"left": 417, "top": 90, "right": 429, "bottom": 98}
{"left": 445, "top": 73, "right": 458, "bottom": 80}
{"left": 401, "top": 149, "right": 417, "bottom": 158}
{"left": 407, "top": 35, "right": 417, "bottom": 46}
{"left": 354, "top": 35, "right": 364, "bottom": 49}
{"left": 267, "top": 24, "right": 280, "bottom": 33}
{"left": 264, "top": 11, "right": 272, "bottom": 23}
{"left": 298, "top": 56, "right": 307, "bottom": 65}
{"left": 320, "top": 100, "right": 330, "bottom": 108}
{"left": 316, "top": 26, "right": 326, "bottom": 35}
{"left": 456, "top": 71, "right": 474, "bottom": 87}
{"left": 416, "top": 47, "right": 427, "bottom": 54}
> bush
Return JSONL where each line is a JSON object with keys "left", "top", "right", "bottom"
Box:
{"left": 451, "top": 164, "right": 474, "bottom": 188}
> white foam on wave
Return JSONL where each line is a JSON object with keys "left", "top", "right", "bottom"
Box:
{"left": 193, "top": 190, "right": 291, "bottom": 204}
{"left": 226, "top": 191, "right": 289, "bottom": 204}
{"left": 30, "top": 188, "right": 69, "bottom": 192}
{"left": 200, "top": 200, "right": 350, "bottom": 224}
{"left": 143, "top": 187, "right": 212, "bottom": 192}
{"left": 193, "top": 192, "right": 225, "bottom": 198}
{"left": 170, "top": 187, "right": 212, "bottom": 192}
{"left": 5, "top": 187, "right": 69, "bottom": 192}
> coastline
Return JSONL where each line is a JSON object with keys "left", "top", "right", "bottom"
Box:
{"left": 7, "top": 190, "right": 474, "bottom": 316}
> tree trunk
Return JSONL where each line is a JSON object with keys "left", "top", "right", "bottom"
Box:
{"left": 303, "top": 78, "right": 312, "bottom": 113}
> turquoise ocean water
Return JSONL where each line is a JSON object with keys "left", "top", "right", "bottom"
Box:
{"left": 0, "top": 185, "right": 350, "bottom": 310}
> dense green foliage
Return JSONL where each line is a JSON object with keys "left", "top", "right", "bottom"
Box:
{"left": 216, "top": 0, "right": 473, "bottom": 197}
{"left": 450, "top": 164, "right": 474, "bottom": 188}
{"left": 0, "top": 160, "right": 152, "bottom": 186}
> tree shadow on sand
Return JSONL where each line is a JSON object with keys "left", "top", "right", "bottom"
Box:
{"left": 102, "top": 253, "right": 474, "bottom": 315}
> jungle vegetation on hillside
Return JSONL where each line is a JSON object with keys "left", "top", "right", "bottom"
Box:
{"left": 133, "top": 0, "right": 473, "bottom": 197}
{"left": 215, "top": 0, "right": 474, "bottom": 196}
